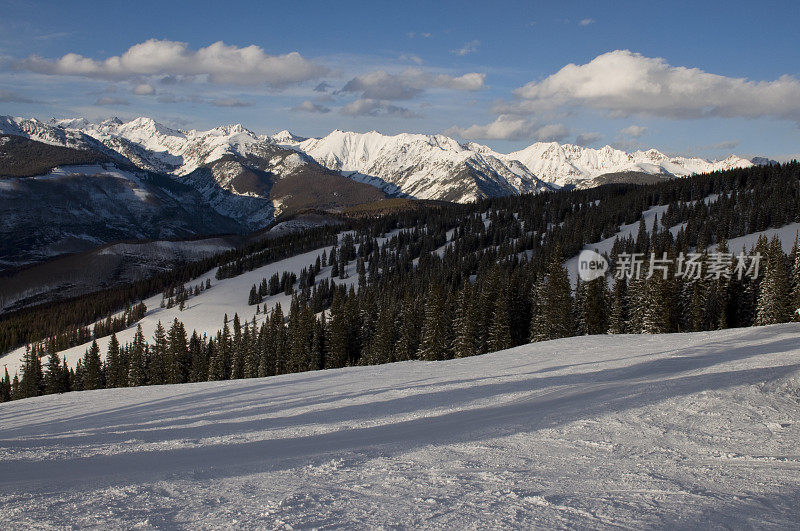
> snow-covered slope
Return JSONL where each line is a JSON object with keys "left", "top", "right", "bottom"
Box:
{"left": 278, "top": 129, "right": 554, "bottom": 202}
{"left": 507, "top": 142, "right": 753, "bottom": 188}
{"left": 2, "top": 324, "right": 800, "bottom": 528}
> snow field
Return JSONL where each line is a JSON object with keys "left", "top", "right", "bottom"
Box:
{"left": 1, "top": 324, "right": 799, "bottom": 527}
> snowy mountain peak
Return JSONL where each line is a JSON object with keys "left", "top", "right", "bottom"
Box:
{"left": 271, "top": 130, "right": 308, "bottom": 145}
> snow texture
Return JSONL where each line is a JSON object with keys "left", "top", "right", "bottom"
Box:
{"left": 2, "top": 324, "right": 800, "bottom": 528}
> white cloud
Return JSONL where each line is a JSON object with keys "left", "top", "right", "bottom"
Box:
{"left": 132, "top": 83, "right": 155, "bottom": 95}
{"left": 340, "top": 98, "right": 418, "bottom": 118}
{"left": 341, "top": 68, "right": 485, "bottom": 100}
{"left": 292, "top": 100, "right": 331, "bottom": 113}
{"left": 399, "top": 53, "right": 423, "bottom": 65}
{"left": 211, "top": 98, "right": 252, "bottom": 108}
{"left": 579, "top": 18, "right": 595, "bottom": 26}
{"left": 511, "top": 50, "right": 800, "bottom": 121}
{"left": 445, "top": 115, "right": 568, "bottom": 141}
{"left": 620, "top": 125, "right": 647, "bottom": 137}
{"left": 452, "top": 40, "right": 480, "bottom": 56}
{"left": 15, "top": 39, "right": 329, "bottom": 87}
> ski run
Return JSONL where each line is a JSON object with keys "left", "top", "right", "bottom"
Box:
{"left": 1, "top": 324, "right": 799, "bottom": 527}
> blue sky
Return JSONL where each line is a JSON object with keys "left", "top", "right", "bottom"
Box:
{"left": 1, "top": 0, "right": 799, "bottom": 159}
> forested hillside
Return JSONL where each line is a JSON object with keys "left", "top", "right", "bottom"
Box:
{"left": 2, "top": 162, "right": 799, "bottom": 401}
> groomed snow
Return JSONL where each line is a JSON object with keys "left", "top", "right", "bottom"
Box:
{"left": 1, "top": 324, "right": 800, "bottom": 527}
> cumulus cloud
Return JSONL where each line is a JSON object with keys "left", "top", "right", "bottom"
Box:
{"left": 0, "top": 90, "right": 37, "bottom": 103}
{"left": 452, "top": 40, "right": 480, "bottom": 56}
{"left": 341, "top": 68, "right": 485, "bottom": 100}
{"left": 15, "top": 39, "right": 329, "bottom": 87}
{"left": 445, "top": 115, "right": 568, "bottom": 141}
{"left": 511, "top": 50, "right": 800, "bottom": 121}
{"left": 211, "top": 98, "right": 252, "bottom": 107}
{"left": 579, "top": 18, "right": 595, "bottom": 26}
{"left": 399, "top": 53, "right": 423, "bottom": 65}
{"left": 340, "top": 98, "right": 418, "bottom": 118}
{"left": 292, "top": 100, "right": 331, "bottom": 113}
{"left": 620, "top": 125, "right": 647, "bottom": 137}
{"left": 132, "top": 83, "right": 155, "bottom": 95}
{"left": 95, "top": 96, "right": 129, "bottom": 106}
{"left": 575, "top": 132, "right": 602, "bottom": 145}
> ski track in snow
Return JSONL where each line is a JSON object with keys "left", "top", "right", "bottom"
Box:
{"left": 1, "top": 324, "right": 800, "bottom": 528}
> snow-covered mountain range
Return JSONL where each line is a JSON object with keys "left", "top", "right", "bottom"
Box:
{"left": 1, "top": 115, "right": 763, "bottom": 205}
{"left": 505, "top": 142, "right": 754, "bottom": 188}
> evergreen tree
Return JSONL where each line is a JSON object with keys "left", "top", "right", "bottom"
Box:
{"left": 248, "top": 284, "right": 260, "bottom": 305}
{"left": 19, "top": 345, "right": 44, "bottom": 398}
{"left": 487, "top": 283, "right": 512, "bottom": 352}
{"left": 167, "top": 319, "right": 189, "bottom": 384}
{"left": 244, "top": 318, "right": 260, "bottom": 379}
{"left": 367, "top": 301, "right": 396, "bottom": 364}
{"left": 149, "top": 321, "right": 168, "bottom": 385}
{"left": 83, "top": 340, "right": 103, "bottom": 390}
{"left": 272, "top": 304, "right": 287, "bottom": 374}
{"left": 44, "top": 350, "right": 65, "bottom": 395}
{"left": 105, "top": 333, "right": 122, "bottom": 388}
{"left": 792, "top": 233, "right": 800, "bottom": 321}
{"left": 582, "top": 277, "right": 609, "bottom": 335}
{"left": 531, "top": 249, "right": 574, "bottom": 342}
{"left": 608, "top": 278, "right": 628, "bottom": 334}
{"left": 453, "top": 285, "right": 477, "bottom": 358}
{"left": 1, "top": 367, "right": 11, "bottom": 402}
{"left": 756, "top": 237, "right": 793, "bottom": 325}
{"left": 128, "top": 324, "right": 148, "bottom": 387}
{"left": 188, "top": 331, "right": 207, "bottom": 382}
{"left": 312, "top": 314, "right": 327, "bottom": 370}
{"left": 325, "top": 290, "right": 349, "bottom": 368}
{"left": 418, "top": 285, "right": 452, "bottom": 361}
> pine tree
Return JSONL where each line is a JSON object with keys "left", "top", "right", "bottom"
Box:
{"left": 453, "top": 285, "right": 477, "bottom": 358}
{"left": 1, "top": 367, "right": 11, "bottom": 402}
{"left": 272, "top": 304, "right": 287, "bottom": 374}
{"left": 188, "top": 331, "right": 207, "bottom": 382}
{"left": 367, "top": 301, "right": 396, "bottom": 364}
{"left": 418, "top": 285, "right": 452, "bottom": 361}
{"left": 248, "top": 284, "right": 260, "bottom": 305}
{"left": 792, "top": 233, "right": 800, "bottom": 321}
{"left": 244, "top": 318, "right": 260, "bottom": 378}
{"left": 488, "top": 283, "right": 512, "bottom": 352}
{"left": 149, "top": 321, "right": 168, "bottom": 385}
{"left": 167, "top": 319, "right": 189, "bottom": 384}
{"left": 128, "top": 324, "right": 148, "bottom": 387}
{"left": 83, "top": 340, "right": 103, "bottom": 390}
{"left": 582, "top": 277, "right": 609, "bottom": 335}
{"left": 19, "top": 345, "right": 44, "bottom": 398}
{"left": 44, "top": 350, "right": 65, "bottom": 395}
{"left": 105, "top": 333, "right": 122, "bottom": 388}
{"left": 530, "top": 249, "right": 574, "bottom": 342}
{"left": 325, "top": 290, "right": 348, "bottom": 368}
{"left": 756, "top": 236, "right": 793, "bottom": 325}
{"left": 312, "top": 314, "right": 327, "bottom": 370}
